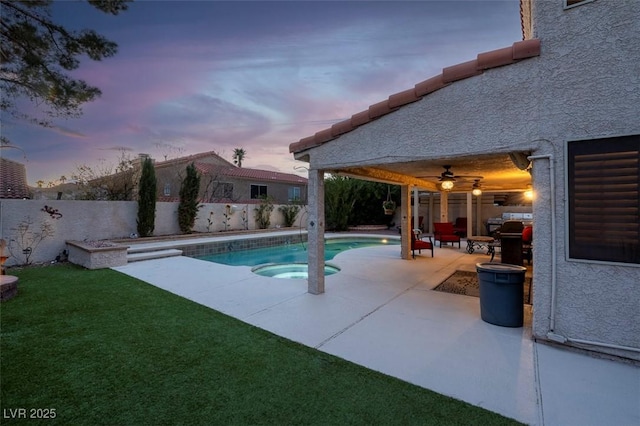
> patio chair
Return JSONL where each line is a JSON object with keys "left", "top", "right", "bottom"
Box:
{"left": 397, "top": 216, "right": 424, "bottom": 234}
{"left": 453, "top": 217, "right": 467, "bottom": 237}
{"left": 411, "top": 230, "right": 433, "bottom": 258}
{"left": 433, "top": 222, "right": 461, "bottom": 248}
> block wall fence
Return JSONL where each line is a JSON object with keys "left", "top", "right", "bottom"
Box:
{"left": 0, "top": 200, "right": 307, "bottom": 267}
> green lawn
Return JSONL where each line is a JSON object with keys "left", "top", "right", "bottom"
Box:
{"left": 1, "top": 264, "right": 522, "bottom": 425}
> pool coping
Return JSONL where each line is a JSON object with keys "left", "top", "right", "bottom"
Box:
{"left": 125, "top": 230, "right": 401, "bottom": 260}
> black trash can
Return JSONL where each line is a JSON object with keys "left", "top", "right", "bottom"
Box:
{"left": 476, "top": 263, "right": 527, "bottom": 327}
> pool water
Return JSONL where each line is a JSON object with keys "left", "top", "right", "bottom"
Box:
{"left": 198, "top": 237, "right": 399, "bottom": 266}
{"left": 252, "top": 263, "right": 341, "bottom": 279}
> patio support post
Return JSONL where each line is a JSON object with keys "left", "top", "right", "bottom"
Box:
{"left": 307, "top": 169, "right": 325, "bottom": 294}
{"left": 439, "top": 191, "right": 449, "bottom": 222}
{"left": 466, "top": 193, "right": 473, "bottom": 238}
{"left": 476, "top": 195, "right": 483, "bottom": 235}
{"left": 401, "top": 185, "right": 411, "bottom": 260}
{"left": 428, "top": 193, "right": 434, "bottom": 234}
{"left": 413, "top": 187, "right": 419, "bottom": 232}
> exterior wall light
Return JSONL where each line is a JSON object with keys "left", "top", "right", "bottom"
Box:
{"left": 524, "top": 184, "right": 534, "bottom": 200}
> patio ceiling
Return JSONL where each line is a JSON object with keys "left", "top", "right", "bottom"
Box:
{"left": 327, "top": 152, "right": 532, "bottom": 193}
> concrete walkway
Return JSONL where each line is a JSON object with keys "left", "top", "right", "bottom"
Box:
{"left": 113, "top": 236, "right": 639, "bottom": 425}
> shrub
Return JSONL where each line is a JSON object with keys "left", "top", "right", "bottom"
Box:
{"left": 254, "top": 196, "right": 274, "bottom": 229}
{"left": 136, "top": 157, "right": 157, "bottom": 237}
{"left": 278, "top": 203, "right": 301, "bottom": 227}
{"left": 178, "top": 163, "right": 201, "bottom": 234}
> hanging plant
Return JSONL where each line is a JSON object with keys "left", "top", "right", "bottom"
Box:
{"left": 382, "top": 200, "right": 396, "bottom": 214}
{"left": 382, "top": 186, "right": 396, "bottom": 215}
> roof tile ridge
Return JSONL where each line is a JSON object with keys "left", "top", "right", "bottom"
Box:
{"left": 442, "top": 59, "right": 482, "bottom": 83}
{"left": 289, "top": 39, "right": 540, "bottom": 154}
{"left": 414, "top": 74, "right": 448, "bottom": 97}
{"left": 512, "top": 38, "right": 541, "bottom": 59}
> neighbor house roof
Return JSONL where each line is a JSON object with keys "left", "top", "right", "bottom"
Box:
{"left": 289, "top": 39, "right": 541, "bottom": 154}
{"left": 154, "top": 150, "right": 235, "bottom": 169}
{"left": 154, "top": 150, "right": 307, "bottom": 183}
{"left": 194, "top": 163, "right": 308, "bottom": 185}
{"left": 0, "top": 158, "right": 30, "bottom": 199}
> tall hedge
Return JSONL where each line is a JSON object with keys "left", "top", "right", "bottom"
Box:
{"left": 178, "top": 162, "right": 201, "bottom": 233}
{"left": 136, "top": 157, "right": 157, "bottom": 237}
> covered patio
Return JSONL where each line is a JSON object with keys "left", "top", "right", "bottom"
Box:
{"left": 289, "top": 39, "right": 545, "bottom": 297}
{"left": 287, "top": 0, "right": 640, "bottom": 364}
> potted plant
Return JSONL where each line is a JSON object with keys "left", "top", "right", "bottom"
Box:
{"left": 382, "top": 200, "right": 396, "bottom": 215}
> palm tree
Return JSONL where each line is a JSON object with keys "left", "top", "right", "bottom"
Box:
{"left": 232, "top": 148, "right": 246, "bottom": 168}
{"left": 59, "top": 175, "right": 67, "bottom": 185}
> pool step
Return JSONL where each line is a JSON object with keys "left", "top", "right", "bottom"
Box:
{"left": 127, "top": 248, "right": 183, "bottom": 262}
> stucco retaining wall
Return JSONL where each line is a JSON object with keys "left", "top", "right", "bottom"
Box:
{"left": 0, "top": 200, "right": 306, "bottom": 267}
{"left": 66, "top": 240, "right": 129, "bottom": 269}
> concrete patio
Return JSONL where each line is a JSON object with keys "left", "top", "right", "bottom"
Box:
{"left": 113, "top": 234, "right": 639, "bottom": 425}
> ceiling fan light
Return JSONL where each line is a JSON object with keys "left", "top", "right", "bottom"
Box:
{"left": 471, "top": 179, "right": 482, "bottom": 196}
{"left": 441, "top": 180, "right": 454, "bottom": 191}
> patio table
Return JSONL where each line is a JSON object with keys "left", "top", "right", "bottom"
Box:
{"left": 466, "top": 236, "right": 496, "bottom": 255}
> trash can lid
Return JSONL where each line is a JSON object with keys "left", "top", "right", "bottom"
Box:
{"left": 476, "top": 263, "right": 527, "bottom": 273}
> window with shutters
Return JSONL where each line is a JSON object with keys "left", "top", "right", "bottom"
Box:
{"left": 568, "top": 135, "right": 640, "bottom": 264}
{"left": 564, "top": 0, "right": 594, "bottom": 9}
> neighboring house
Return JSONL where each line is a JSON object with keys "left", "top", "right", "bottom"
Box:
{"left": 0, "top": 158, "right": 30, "bottom": 199}
{"left": 290, "top": 0, "right": 639, "bottom": 361}
{"left": 31, "top": 182, "right": 89, "bottom": 200}
{"left": 153, "top": 151, "right": 307, "bottom": 204}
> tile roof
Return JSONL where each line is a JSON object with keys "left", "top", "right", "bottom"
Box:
{"left": 0, "top": 158, "right": 30, "bottom": 199}
{"left": 289, "top": 39, "right": 541, "bottom": 154}
{"left": 157, "top": 195, "right": 264, "bottom": 204}
{"left": 194, "top": 163, "right": 308, "bottom": 184}
{"left": 154, "top": 150, "right": 235, "bottom": 168}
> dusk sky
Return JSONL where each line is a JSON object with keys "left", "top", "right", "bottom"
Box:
{"left": 2, "top": 0, "right": 523, "bottom": 186}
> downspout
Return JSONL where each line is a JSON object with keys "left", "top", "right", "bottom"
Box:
{"left": 527, "top": 155, "right": 559, "bottom": 339}
{"left": 528, "top": 154, "right": 640, "bottom": 354}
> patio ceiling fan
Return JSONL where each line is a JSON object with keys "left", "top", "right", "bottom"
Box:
{"left": 420, "top": 165, "right": 483, "bottom": 191}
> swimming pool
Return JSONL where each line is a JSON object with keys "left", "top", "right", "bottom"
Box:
{"left": 198, "top": 237, "right": 399, "bottom": 267}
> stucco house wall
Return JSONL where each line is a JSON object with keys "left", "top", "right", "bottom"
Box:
{"left": 294, "top": 0, "right": 639, "bottom": 359}
{"left": 527, "top": 0, "right": 640, "bottom": 359}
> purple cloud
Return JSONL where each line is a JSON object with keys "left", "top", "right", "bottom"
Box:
{"left": 3, "top": 0, "right": 523, "bottom": 185}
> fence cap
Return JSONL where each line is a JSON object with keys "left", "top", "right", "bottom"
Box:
{"left": 476, "top": 263, "right": 527, "bottom": 273}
